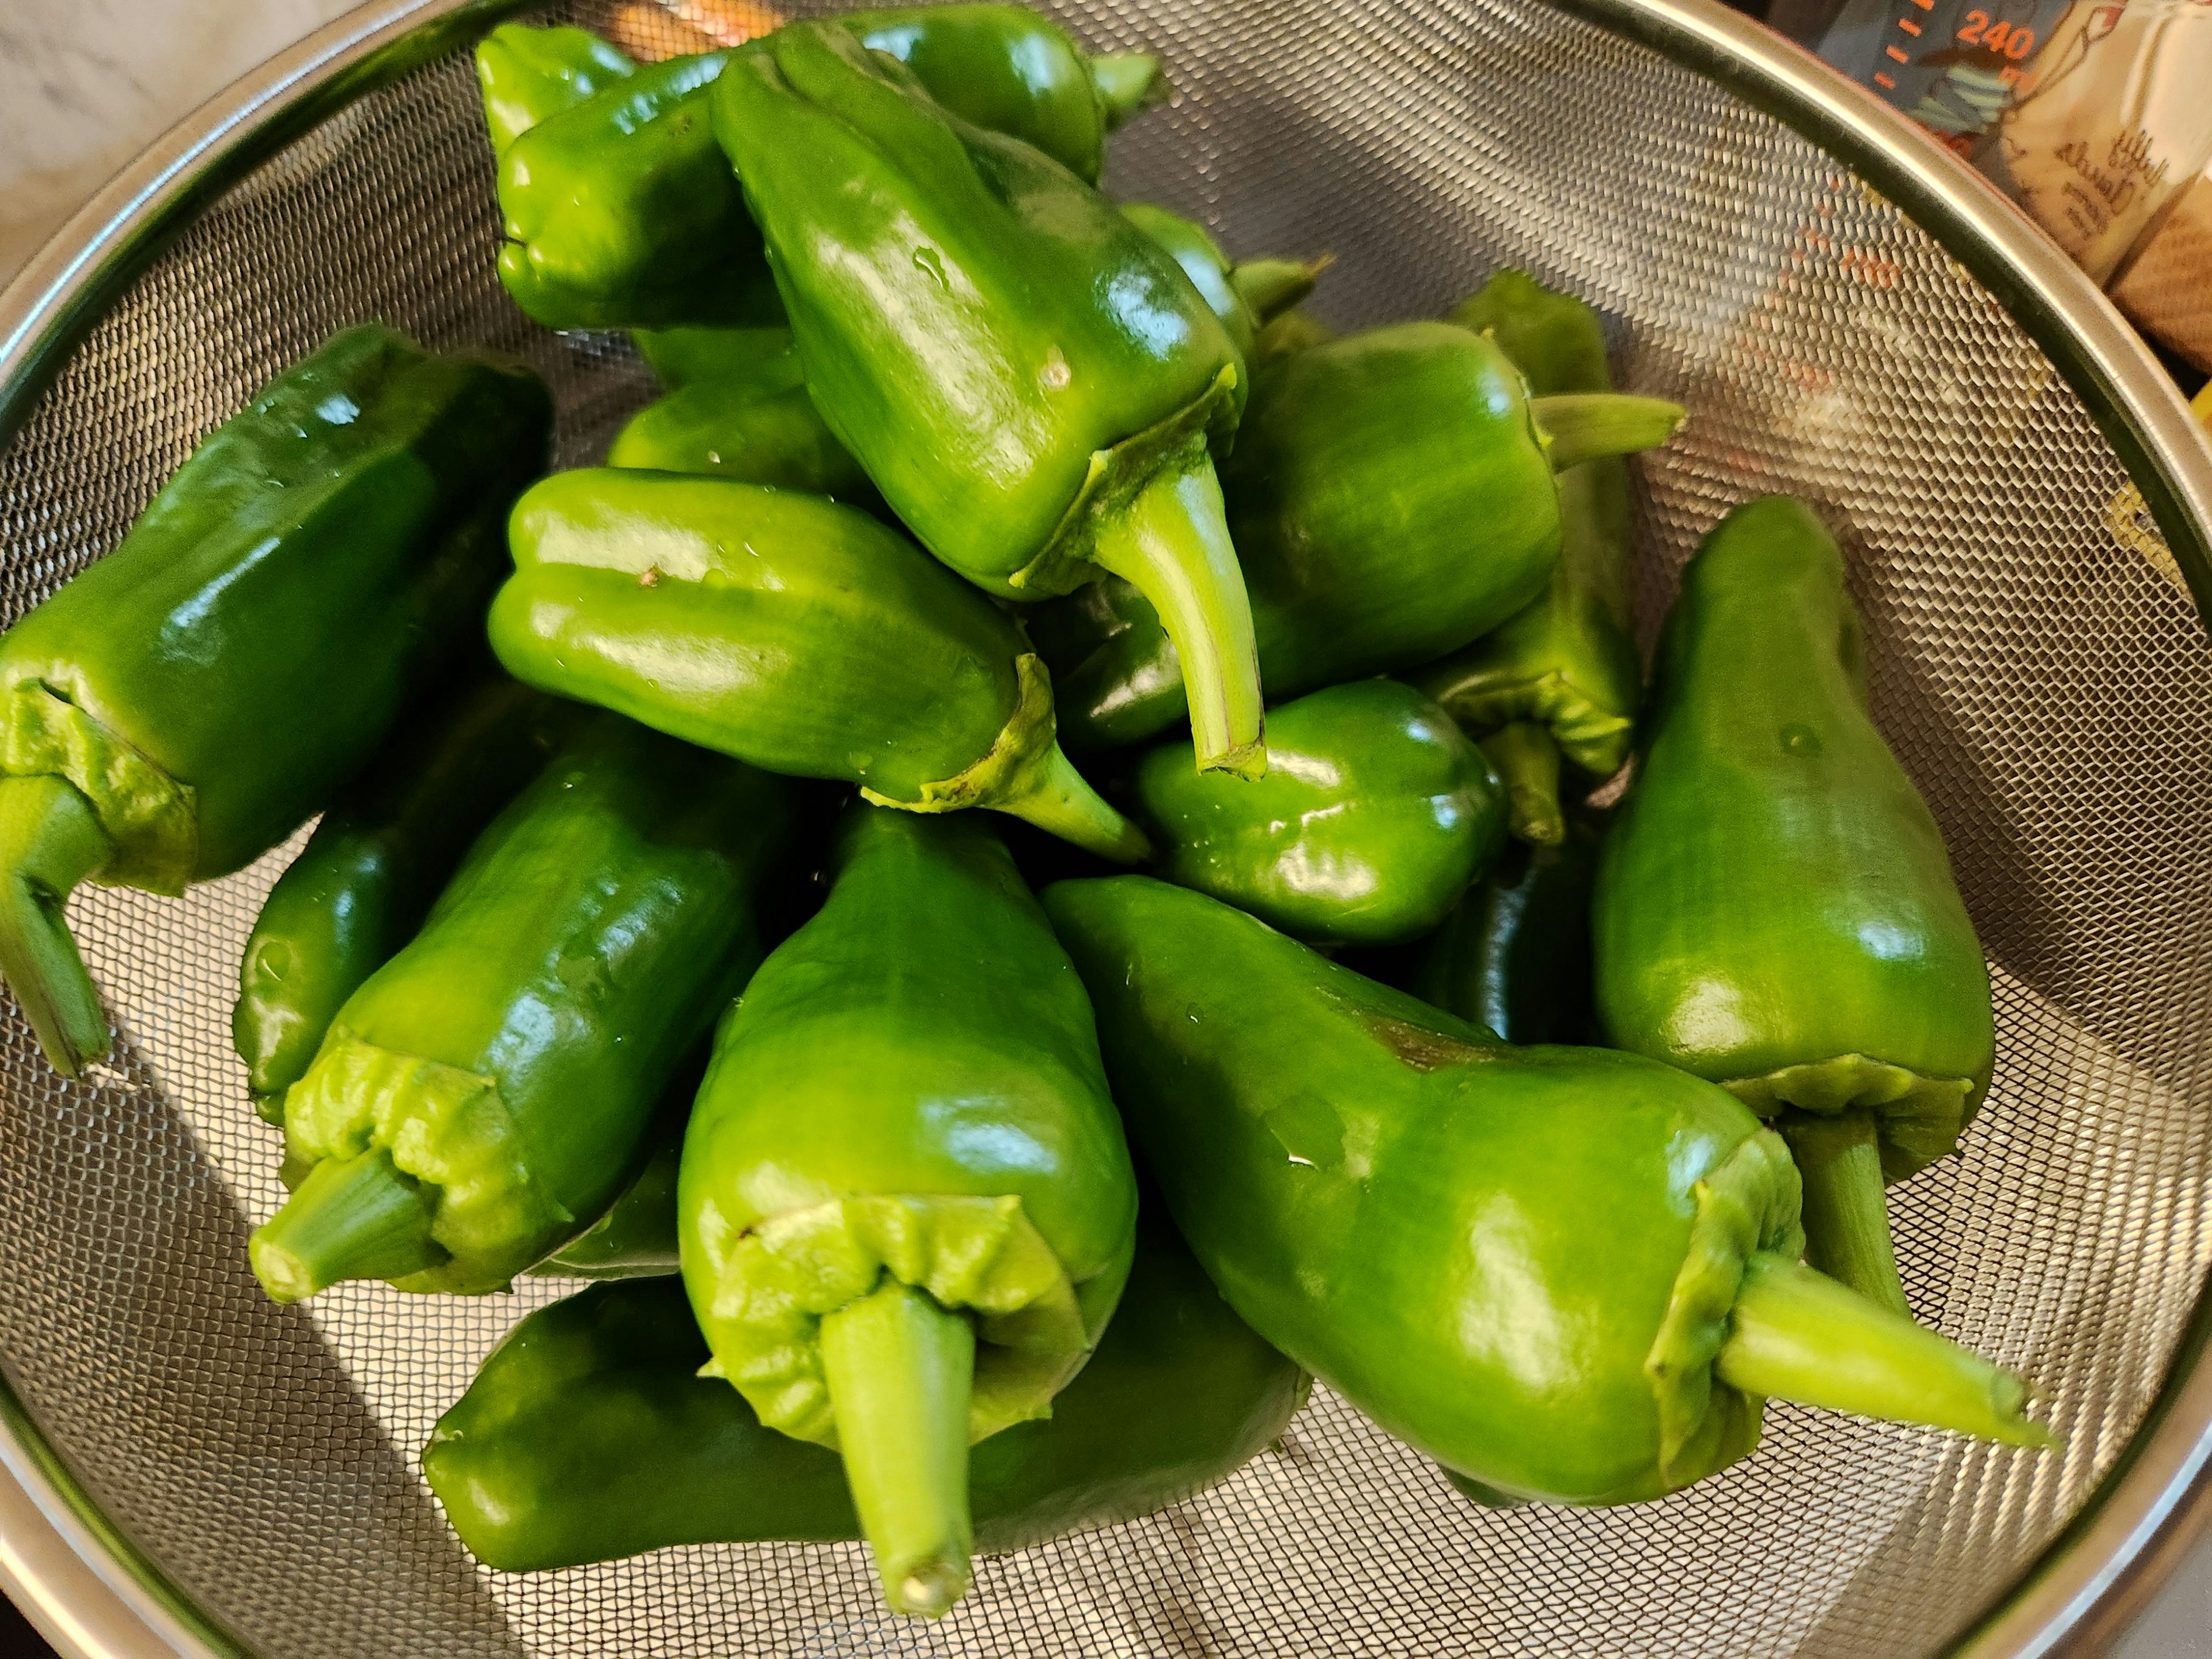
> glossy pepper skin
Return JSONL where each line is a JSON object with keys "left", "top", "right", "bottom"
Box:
{"left": 232, "top": 670, "right": 582, "bottom": 1124}
{"left": 472, "top": 21, "right": 635, "bottom": 155}
{"left": 490, "top": 468, "right": 1146, "bottom": 862}
{"left": 680, "top": 807, "right": 1139, "bottom": 1616}
{"left": 493, "top": 50, "right": 776, "bottom": 331}
{"left": 605, "top": 332, "right": 877, "bottom": 506}
{"left": 1119, "top": 203, "right": 1327, "bottom": 370}
{"left": 1413, "top": 273, "right": 1645, "bottom": 846}
{"left": 1593, "top": 497, "right": 1994, "bottom": 1316}
{"left": 429, "top": 1204, "right": 1304, "bottom": 1571}
{"left": 248, "top": 714, "right": 794, "bottom": 1302}
{"left": 1033, "top": 321, "right": 1682, "bottom": 753}
{"left": 1135, "top": 679, "right": 1507, "bottom": 947}
{"left": 486, "top": 8, "right": 1162, "bottom": 331}
{"left": 1414, "top": 810, "right": 1604, "bottom": 1046}
{"left": 714, "top": 21, "right": 1268, "bottom": 778}
{"left": 1045, "top": 876, "right": 2050, "bottom": 1506}
{"left": 0, "top": 324, "right": 550, "bottom": 1077}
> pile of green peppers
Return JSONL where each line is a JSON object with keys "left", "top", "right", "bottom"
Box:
{"left": 0, "top": 0, "right": 2054, "bottom": 1629}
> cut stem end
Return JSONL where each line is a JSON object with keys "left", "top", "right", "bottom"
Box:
{"left": 1479, "top": 722, "right": 1565, "bottom": 847}
{"left": 820, "top": 1278, "right": 978, "bottom": 1619}
{"left": 1531, "top": 393, "right": 1685, "bottom": 471}
{"left": 250, "top": 1149, "right": 448, "bottom": 1304}
{"left": 997, "top": 743, "right": 1151, "bottom": 864}
{"left": 1090, "top": 52, "right": 1168, "bottom": 129}
{"left": 1089, "top": 456, "right": 1267, "bottom": 780}
{"left": 1717, "top": 1253, "right": 2057, "bottom": 1449}
{"left": 0, "top": 774, "right": 116, "bottom": 1077}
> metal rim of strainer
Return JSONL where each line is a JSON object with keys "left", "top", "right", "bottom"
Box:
{"left": 0, "top": 1, "right": 2209, "bottom": 1654}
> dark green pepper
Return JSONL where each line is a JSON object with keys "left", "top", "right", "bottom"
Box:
{"left": 427, "top": 1203, "right": 1304, "bottom": 1571}
{"left": 232, "top": 669, "right": 581, "bottom": 1124}
{"left": 713, "top": 21, "right": 1267, "bottom": 777}
{"left": 1414, "top": 810, "right": 1604, "bottom": 1045}
{"left": 605, "top": 332, "right": 877, "bottom": 505}
{"left": 1593, "top": 497, "right": 1994, "bottom": 1317}
{"left": 1135, "top": 679, "right": 1506, "bottom": 946}
{"left": 679, "top": 807, "right": 1139, "bottom": 1616}
{"left": 489, "top": 468, "right": 1146, "bottom": 862}
{"left": 1412, "top": 272, "right": 1644, "bottom": 845}
{"left": 488, "top": 8, "right": 1162, "bottom": 331}
{"left": 248, "top": 714, "right": 794, "bottom": 1302}
{"left": 531, "top": 1142, "right": 680, "bottom": 1281}
{"left": 1044, "top": 875, "right": 2050, "bottom": 1506}
{"left": 1034, "top": 321, "right": 1681, "bottom": 753}
{"left": 473, "top": 21, "right": 635, "bottom": 155}
{"left": 0, "top": 324, "right": 550, "bottom": 1077}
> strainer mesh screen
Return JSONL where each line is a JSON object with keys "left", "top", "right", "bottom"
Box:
{"left": 0, "top": 0, "right": 2206, "bottom": 1653}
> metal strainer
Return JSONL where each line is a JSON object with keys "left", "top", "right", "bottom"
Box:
{"left": 2, "top": 0, "right": 2210, "bottom": 1653}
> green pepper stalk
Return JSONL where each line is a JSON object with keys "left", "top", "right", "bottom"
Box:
{"left": 232, "top": 671, "right": 583, "bottom": 1124}
{"left": 1032, "top": 321, "right": 1681, "bottom": 755}
{"left": 1135, "top": 680, "right": 1507, "bottom": 946}
{"left": 428, "top": 1202, "right": 1301, "bottom": 1571}
{"left": 1412, "top": 272, "right": 1646, "bottom": 846}
{"left": 1593, "top": 497, "right": 1995, "bottom": 1316}
{"left": 605, "top": 332, "right": 879, "bottom": 507}
{"left": 1248, "top": 307, "right": 1335, "bottom": 365}
{"left": 490, "top": 468, "right": 1146, "bottom": 863}
{"left": 1414, "top": 809, "right": 1605, "bottom": 1044}
{"left": 679, "top": 808, "right": 1139, "bottom": 1616}
{"left": 472, "top": 21, "right": 636, "bottom": 154}
{"left": 0, "top": 325, "right": 550, "bottom": 1077}
{"left": 484, "top": 8, "right": 1163, "bottom": 332}
{"left": 712, "top": 22, "right": 1267, "bottom": 778}
{"left": 249, "top": 715, "right": 794, "bottom": 1302}
{"left": 1044, "top": 876, "right": 2051, "bottom": 1506}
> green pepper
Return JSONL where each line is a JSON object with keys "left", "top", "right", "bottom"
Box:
{"left": 1135, "top": 679, "right": 1506, "bottom": 946}
{"left": 1413, "top": 810, "right": 1604, "bottom": 1045}
{"left": 487, "top": 8, "right": 1162, "bottom": 331}
{"left": 605, "top": 333, "right": 877, "bottom": 506}
{"left": 1249, "top": 307, "right": 1334, "bottom": 365}
{"left": 0, "top": 324, "right": 550, "bottom": 1077}
{"left": 631, "top": 321, "right": 800, "bottom": 388}
{"left": 1118, "top": 202, "right": 1325, "bottom": 367}
{"left": 1592, "top": 497, "right": 1994, "bottom": 1317}
{"left": 248, "top": 714, "right": 794, "bottom": 1302}
{"left": 679, "top": 806, "right": 1138, "bottom": 1616}
{"left": 531, "top": 1141, "right": 681, "bottom": 1281}
{"left": 493, "top": 51, "right": 777, "bottom": 332}
{"left": 1411, "top": 272, "right": 1644, "bottom": 846}
{"left": 1033, "top": 321, "right": 1681, "bottom": 754}
{"left": 713, "top": 21, "right": 1267, "bottom": 778}
{"left": 472, "top": 21, "right": 635, "bottom": 155}
{"left": 489, "top": 468, "right": 1146, "bottom": 863}
{"left": 232, "top": 669, "right": 582, "bottom": 1125}
{"left": 1044, "top": 875, "right": 2051, "bottom": 1506}
{"left": 427, "top": 1202, "right": 1304, "bottom": 1571}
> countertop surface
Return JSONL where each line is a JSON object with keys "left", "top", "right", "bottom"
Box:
{"left": 0, "top": 2, "right": 2209, "bottom": 1657}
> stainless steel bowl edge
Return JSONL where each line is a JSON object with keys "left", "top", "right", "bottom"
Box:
{"left": 1, "top": 1, "right": 2209, "bottom": 1654}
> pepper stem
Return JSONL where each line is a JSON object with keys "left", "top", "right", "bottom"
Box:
{"left": 1089, "top": 53, "right": 1168, "bottom": 130}
{"left": 1090, "top": 456, "right": 1266, "bottom": 779}
{"left": 1231, "top": 255, "right": 1333, "bottom": 325}
{"left": 1716, "top": 1252, "right": 2057, "bottom": 1448}
{"left": 996, "top": 743, "right": 1152, "bottom": 865}
{"left": 1530, "top": 393, "right": 1685, "bottom": 471}
{"left": 249, "top": 1149, "right": 449, "bottom": 1304}
{"left": 1782, "top": 1110, "right": 1910, "bottom": 1317}
{"left": 820, "top": 1278, "right": 976, "bottom": 1619}
{"left": 0, "top": 774, "right": 116, "bottom": 1077}
{"left": 1479, "top": 722, "right": 1566, "bottom": 847}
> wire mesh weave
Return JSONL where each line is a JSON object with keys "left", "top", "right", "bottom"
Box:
{"left": 0, "top": 0, "right": 2206, "bottom": 1653}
